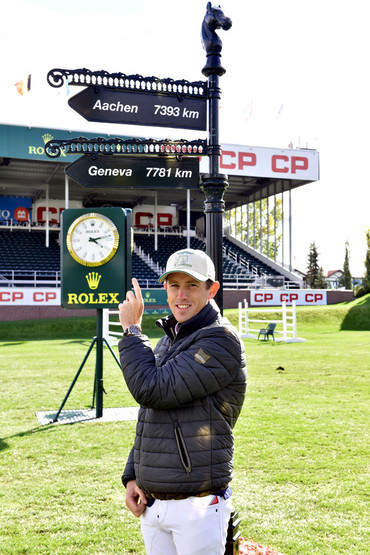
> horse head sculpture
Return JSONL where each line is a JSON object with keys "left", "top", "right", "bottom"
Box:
{"left": 201, "top": 2, "right": 232, "bottom": 76}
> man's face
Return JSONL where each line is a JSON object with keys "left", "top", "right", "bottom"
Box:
{"left": 164, "top": 272, "right": 219, "bottom": 323}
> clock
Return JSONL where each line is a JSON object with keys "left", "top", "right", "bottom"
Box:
{"left": 66, "top": 212, "right": 119, "bottom": 267}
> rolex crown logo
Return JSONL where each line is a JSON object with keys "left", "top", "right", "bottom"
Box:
{"left": 42, "top": 133, "right": 53, "bottom": 145}
{"left": 86, "top": 272, "right": 101, "bottom": 290}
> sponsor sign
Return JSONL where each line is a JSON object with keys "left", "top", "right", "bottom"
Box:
{"left": 0, "top": 196, "right": 32, "bottom": 223}
{"left": 200, "top": 144, "right": 319, "bottom": 181}
{"left": 133, "top": 204, "right": 177, "bottom": 227}
{"left": 251, "top": 290, "right": 327, "bottom": 306}
{"left": 142, "top": 289, "right": 168, "bottom": 306}
{"left": 68, "top": 88, "right": 207, "bottom": 131}
{"left": 61, "top": 207, "right": 131, "bottom": 309}
{"left": 66, "top": 155, "right": 199, "bottom": 189}
{"left": 0, "top": 288, "right": 60, "bottom": 305}
{"left": 32, "top": 199, "right": 82, "bottom": 224}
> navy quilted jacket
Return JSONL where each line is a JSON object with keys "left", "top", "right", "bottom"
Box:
{"left": 119, "top": 300, "right": 247, "bottom": 495}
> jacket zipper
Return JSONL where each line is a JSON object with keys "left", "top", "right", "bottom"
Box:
{"left": 138, "top": 419, "right": 145, "bottom": 486}
{"left": 174, "top": 423, "right": 191, "bottom": 479}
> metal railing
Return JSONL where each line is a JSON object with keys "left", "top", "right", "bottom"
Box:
{"left": 0, "top": 270, "right": 61, "bottom": 287}
{"left": 0, "top": 220, "right": 61, "bottom": 231}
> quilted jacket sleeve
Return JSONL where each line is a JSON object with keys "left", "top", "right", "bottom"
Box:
{"left": 118, "top": 325, "right": 244, "bottom": 410}
{"left": 121, "top": 447, "right": 136, "bottom": 487}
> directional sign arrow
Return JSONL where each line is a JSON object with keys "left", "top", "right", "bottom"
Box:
{"left": 68, "top": 87, "right": 207, "bottom": 131}
{"left": 65, "top": 155, "right": 200, "bottom": 189}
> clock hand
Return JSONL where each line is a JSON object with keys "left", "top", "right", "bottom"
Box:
{"left": 89, "top": 235, "right": 111, "bottom": 242}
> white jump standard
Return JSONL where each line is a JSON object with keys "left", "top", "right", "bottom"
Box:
{"left": 238, "top": 300, "right": 305, "bottom": 343}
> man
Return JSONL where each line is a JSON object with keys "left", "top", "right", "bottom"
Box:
{"left": 118, "top": 249, "right": 247, "bottom": 555}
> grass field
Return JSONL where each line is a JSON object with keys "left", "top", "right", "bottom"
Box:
{"left": 0, "top": 296, "right": 369, "bottom": 554}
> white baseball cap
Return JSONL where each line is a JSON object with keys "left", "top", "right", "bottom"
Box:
{"left": 158, "top": 249, "right": 216, "bottom": 283}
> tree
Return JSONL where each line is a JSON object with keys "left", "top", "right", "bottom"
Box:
{"left": 364, "top": 227, "right": 370, "bottom": 293}
{"left": 306, "top": 242, "right": 323, "bottom": 288}
{"left": 316, "top": 266, "right": 328, "bottom": 289}
{"left": 354, "top": 228, "right": 369, "bottom": 298}
{"left": 339, "top": 241, "right": 352, "bottom": 289}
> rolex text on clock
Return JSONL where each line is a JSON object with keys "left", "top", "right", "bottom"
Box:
{"left": 66, "top": 212, "right": 119, "bottom": 267}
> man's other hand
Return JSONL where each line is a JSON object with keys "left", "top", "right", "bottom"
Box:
{"left": 125, "top": 479, "right": 148, "bottom": 517}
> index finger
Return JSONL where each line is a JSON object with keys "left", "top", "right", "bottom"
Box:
{"left": 132, "top": 277, "right": 143, "bottom": 302}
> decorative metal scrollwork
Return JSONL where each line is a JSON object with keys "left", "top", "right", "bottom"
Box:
{"left": 44, "top": 137, "right": 208, "bottom": 159}
{"left": 47, "top": 68, "right": 207, "bottom": 98}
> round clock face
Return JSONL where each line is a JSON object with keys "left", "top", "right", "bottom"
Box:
{"left": 66, "top": 212, "right": 119, "bottom": 267}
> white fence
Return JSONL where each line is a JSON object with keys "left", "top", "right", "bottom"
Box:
{"left": 238, "top": 300, "right": 305, "bottom": 343}
{"left": 102, "top": 309, "right": 122, "bottom": 346}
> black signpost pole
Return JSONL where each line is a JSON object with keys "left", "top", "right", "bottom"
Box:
{"left": 94, "top": 309, "right": 104, "bottom": 418}
{"left": 201, "top": 3, "right": 232, "bottom": 314}
{"left": 201, "top": 9, "right": 242, "bottom": 553}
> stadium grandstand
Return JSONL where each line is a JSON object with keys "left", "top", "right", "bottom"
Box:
{"left": 0, "top": 123, "right": 320, "bottom": 307}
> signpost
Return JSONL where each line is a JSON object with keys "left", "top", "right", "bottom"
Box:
{"left": 68, "top": 87, "right": 207, "bottom": 131}
{"left": 65, "top": 155, "right": 200, "bottom": 189}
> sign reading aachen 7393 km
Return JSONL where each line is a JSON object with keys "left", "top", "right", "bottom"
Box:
{"left": 68, "top": 87, "right": 207, "bottom": 131}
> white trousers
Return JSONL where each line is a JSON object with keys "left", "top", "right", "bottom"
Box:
{"left": 140, "top": 494, "right": 233, "bottom": 555}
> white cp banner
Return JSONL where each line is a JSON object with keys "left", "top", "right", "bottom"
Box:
{"left": 0, "top": 288, "right": 60, "bottom": 305}
{"left": 199, "top": 144, "right": 319, "bottom": 181}
{"left": 251, "top": 290, "right": 327, "bottom": 306}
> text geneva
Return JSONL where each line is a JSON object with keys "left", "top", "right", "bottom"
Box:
{"left": 88, "top": 166, "right": 192, "bottom": 179}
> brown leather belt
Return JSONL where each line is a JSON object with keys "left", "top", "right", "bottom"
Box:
{"left": 146, "top": 486, "right": 229, "bottom": 501}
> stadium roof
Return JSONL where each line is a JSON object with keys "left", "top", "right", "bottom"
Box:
{"left": 0, "top": 124, "right": 319, "bottom": 214}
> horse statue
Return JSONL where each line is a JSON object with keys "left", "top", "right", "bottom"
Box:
{"left": 201, "top": 2, "right": 232, "bottom": 76}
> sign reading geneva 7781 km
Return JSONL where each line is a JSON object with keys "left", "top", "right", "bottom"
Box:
{"left": 65, "top": 155, "right": 200, "bottom": 189}
{"left": 68, "top": 87, "right": 207, "bottom": 131}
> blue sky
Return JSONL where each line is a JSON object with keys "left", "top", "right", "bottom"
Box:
{"left": 1, "top": 0, "right": 369, "bottom": 275}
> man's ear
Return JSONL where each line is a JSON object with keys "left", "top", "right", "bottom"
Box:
{"left": 208, "top": 281, "right": 220, "bottom": 299}
{"left": 163, "top": 281, "right": 167, "bottom": 291}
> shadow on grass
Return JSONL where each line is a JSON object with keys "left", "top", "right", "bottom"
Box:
{"left": 1, "top": 340, "right": 94, "bottom": 350}
{"left": 59, "top": 339, "right": 95, "bottom": 345}
{"left": 0, "top": 317, "right": 97, "bottom": 342}
{"left": 252, "top": 339, "right": 286, "bottom": 346}
{"left": 0, "top": 438, "right": 9, "bottom": 451}
{"left": 340, "top": 295, "right": 370, "bottom": 330}
{"left": 0, "top": 424, "right": 56, "bottom": 452}
{"left": 0, "top": 313, "right": 168, "bottom": 342}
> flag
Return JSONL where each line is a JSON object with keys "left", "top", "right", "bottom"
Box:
{"left": 15, "top": 74, "right": 31, "bottom": 95}
{"left": 243, "top": 99, "right": 253, "bottom": 122}
{"left": 276, "top": 104, "right": 284, "bottom": 119}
